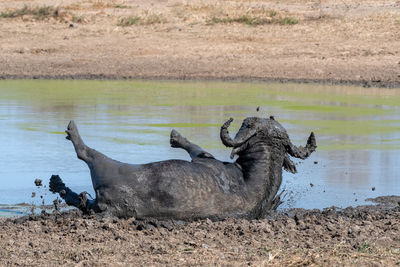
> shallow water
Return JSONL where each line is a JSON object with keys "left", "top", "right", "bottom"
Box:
{"left": 0, "top": 80, "right": 399, "bottom": 216}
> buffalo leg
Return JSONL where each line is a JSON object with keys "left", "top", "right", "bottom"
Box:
{"left": 65, "top": 120, "right": 106, "bottom": 164}
{"left": 170, "top": 129, "right": 215, "bottom": 159}
{"left": 49, "top": 175, "right": 97, "bottom": 213}
{"left": 283, "top": 154, "right": 297, "bottom": 174}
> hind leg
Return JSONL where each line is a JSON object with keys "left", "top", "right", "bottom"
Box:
{"left": 65, "top": 120, "right": 92, "bottom": 162}
{"left": 170, "top": 130, "right": 214, "bottom": 160}
{"left": 66, "top": 120, "right": 108, "bottom": 164}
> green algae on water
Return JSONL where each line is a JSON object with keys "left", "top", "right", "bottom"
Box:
{"left": 1, "top": 79, "right": 399, "bottom": 152}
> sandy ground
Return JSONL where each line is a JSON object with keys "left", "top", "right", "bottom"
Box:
{"left": 0, "top": 0, "right": 399, "bottom": 87}
{"left": 1, "top": 197, "right": 399, "bottom": 266}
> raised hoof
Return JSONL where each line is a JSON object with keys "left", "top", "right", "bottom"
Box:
{"left": 306, "top": 132, "right": 317, "bottom": 152}
{"left": 49, "top": 175, "right": 66, "bottom": 194}
{"left": 65, "top": 120, "right": 78, "bottom": 141}
{"left": 170, "top": 129, "right": 185, "bottom": 148}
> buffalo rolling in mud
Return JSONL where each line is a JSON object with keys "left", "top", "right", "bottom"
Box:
{"left": 50, "top": 117, "right": 316, "bottom": 220}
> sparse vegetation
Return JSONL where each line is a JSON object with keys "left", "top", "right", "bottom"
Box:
{"left": 0, "top": 5, "right": 80, "bottom": 22}
{"left": 118, "top": 16, "right": 141, "bottom": 26}
{"left": 279, "top": 17, "right": 299, "bottom": 25}
{"left": 358, "top": 242, "right": 370, "bottom": 253}
{"left": 71, "top": 14, "right": 85, "bottom": 23}
{"left": 1, "top": 5, "right": 52, "bottom": 19}
{"left": 118, "top": 14, "right": 166, "bottom": 26}
{"left": 145, "top": 14, "right": 165, "bottom": 25}
{"left": 91, "top": 0, "right": 116, "bottom": 9}
{"left": 207, "top": 14, "right": 298, "bottom": 26}
{"left": 115, "top": 4, "right": 129, "bottom": 9}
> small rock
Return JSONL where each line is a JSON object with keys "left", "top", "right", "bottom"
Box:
{"left": 372, "top": 187, "right": 376, "bottom": 191}
{"left": 326, "top": 224, "right": 334, "bottom": 232}
{"left": 102, "top": 223, "right": 112, "bottom": 230}
{"left": 69, "top": 23, "right": 74, "bottom": 28}
{"left": 34, "top": 179, "right": 42, "bottom": 187}
{"left": 184, "top": 240, "right": 197, "bottom": 247}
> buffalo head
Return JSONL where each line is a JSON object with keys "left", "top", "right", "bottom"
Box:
{"left": 220, "top": 116, "right": 316, "bottom": 172}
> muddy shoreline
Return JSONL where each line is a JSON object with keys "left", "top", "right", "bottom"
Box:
{"left": 1, "top": 197, "right": 399, "bottom": 266}
{"left": 1, "top": 74, "right": 399, "bottom": 89}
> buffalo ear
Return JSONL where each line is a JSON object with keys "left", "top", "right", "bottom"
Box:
{"left": 283, "top": 154, "right": 297, "bottom": 174}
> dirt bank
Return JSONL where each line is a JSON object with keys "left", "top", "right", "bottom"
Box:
{"left": 1, "top": 0, "right": 399, "bottom": 87}
{"left": 1, "top": 197, "right": 399, "bottom": 266}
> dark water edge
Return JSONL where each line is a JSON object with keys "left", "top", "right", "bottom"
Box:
{"left": 0, "top": 75, "right": 398, "bottom": 89}
{"left": 0, "top": 203, "right": 73, "bottom": 218}
{"left": 1, "top": 196, "right": 399, "bottom": 219}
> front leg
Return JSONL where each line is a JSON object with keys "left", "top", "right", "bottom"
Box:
{"left": 170, "top": 129, "right": 214, "bottom": 159}
{"left": 283, "top": 154, "right": 297, "bottom": 173}
{"left": 49, "top": 175, "right": 97, "bottom": 213}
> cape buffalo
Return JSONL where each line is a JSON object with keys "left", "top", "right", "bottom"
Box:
{"left": 50, "top": 117, "right": 316, "bottom": 220}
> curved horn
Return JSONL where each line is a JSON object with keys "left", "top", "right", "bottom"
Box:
{"left": 220, "top": 118, "right": 258, "bottom": 148}
{"left": 285, "top": 132, "right": 317, "bottom": 159}
{"left": 220, "top": 118, "right": 235, "bottom": 147}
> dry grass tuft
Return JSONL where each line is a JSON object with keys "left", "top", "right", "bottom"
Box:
{"left": 207, "top": 14, "right": 298, "bottom": 26}
{"left": 91, "top": 0, "right": 118, "bottom": 10}
{"left": 0, "top": 5, "right": 83, "bottom": 22}
{"left": 63, "top": 1, "right": 131, "bottom": 11}
{"left": 173, "top": 2, "right": 299, "bottom": 26}
{"left": 118, "top": 13, "right": 166, "bottom": 26}
{"left": 1, "top": 5, "right": 53, "bottom": 19}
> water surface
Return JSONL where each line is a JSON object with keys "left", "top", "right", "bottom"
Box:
{"left": 0, "top": 80, "right": 399, "bottom": 216}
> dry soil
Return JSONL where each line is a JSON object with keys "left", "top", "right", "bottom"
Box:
{"left": 0, "top": 0, "right": 399, "bottom": 87}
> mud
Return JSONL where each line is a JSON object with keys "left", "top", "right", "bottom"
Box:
{"left": 34, "top": 179, "right": 42, "bottom": 187}
{"left": 1, "top": 197, "right": 399, "bottom": 266}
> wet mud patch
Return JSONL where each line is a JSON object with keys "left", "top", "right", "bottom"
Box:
{"left": 1, "top": 198, "right": 399, "bottom": 266}
{"left": 366, "top": 195, "right": 400, "bottom": 207}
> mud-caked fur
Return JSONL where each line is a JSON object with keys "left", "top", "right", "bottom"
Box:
{"left": 50, "top": 117, "right": 316, "bottom": 220}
